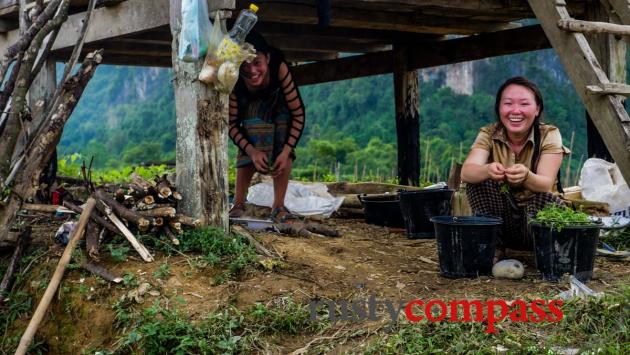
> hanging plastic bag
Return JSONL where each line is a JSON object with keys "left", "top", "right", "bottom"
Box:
{"left": 198, "top": 8, "right": 257, "bottom": 93}
{"left": 199, "top": 11, "right": 226, "bottom": 84}
{"left": 178, "top": 0, "right": 212, "bottom": 62}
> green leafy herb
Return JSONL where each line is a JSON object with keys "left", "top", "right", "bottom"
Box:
{"left": 530, "top": 204, "right": 593, "bottom": 232}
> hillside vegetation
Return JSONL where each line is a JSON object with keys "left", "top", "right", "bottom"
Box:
{"left": 59, "top": 49, "right": 587, "bottom": 184}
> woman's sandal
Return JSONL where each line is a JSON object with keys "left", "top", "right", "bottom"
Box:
{"left": 229, "top": 202, "right": 247, "bottom": 218}
{"left": 270, "top": 206, "right": 300, "bottom": 223}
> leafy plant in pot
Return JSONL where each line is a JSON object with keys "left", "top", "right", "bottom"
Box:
{"left": 529, "top": 204, "right": 601, "bottom": 282}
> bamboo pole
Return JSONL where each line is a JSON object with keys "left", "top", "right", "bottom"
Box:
{"left": 564, "top": 130, "right": 575, "bottom": 187}
{"left": 574, "top": 154, "right": 586, "bottom": 186}
{"left": 15, "top": 198, "right": 95, "bottom": 355}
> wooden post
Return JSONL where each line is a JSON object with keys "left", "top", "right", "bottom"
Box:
{"left": 584, "top": 2, "right": 626, "bottom": 162}
{"left": 169, "top": 1, "right": 232, "bottom": 230}
{"left": 393, "top": 45, "right": 420, "bottom": 186}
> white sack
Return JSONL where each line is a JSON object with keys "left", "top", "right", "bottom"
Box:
{"left": 579, "top": 158, "right": 630, "bottom": 215}
{"left": 247, "top": 182, "right": 344, "bottom": 217}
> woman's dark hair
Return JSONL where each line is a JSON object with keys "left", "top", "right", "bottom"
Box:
{"left": 494, "top": 76, "right": 544, "bottom": 121}
{"left": 245, "top": 30, "right": 269, "bottom": 54}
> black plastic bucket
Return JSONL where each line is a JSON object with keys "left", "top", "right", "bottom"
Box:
{"left": 358, "top": 194, "right": 405, "bottom": 228}
{"left": 431, "top": 216, "right": 502, "bottom": 278}
{"left": 529, "top": 222, "right": 600, "bottom": 282}
{"left": 399, "top": 188, "right": 454, "bottom": 239}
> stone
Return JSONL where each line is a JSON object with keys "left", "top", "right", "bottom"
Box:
{"left": 492, "top": 259, "right": 525, "bottom": 279}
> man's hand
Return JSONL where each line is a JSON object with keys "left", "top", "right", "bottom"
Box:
{"left": 272, "top": 149, "right": 292, "bottom": 177}
{"left": 505, "top": 164, "right": 529, "bottom": 185}
{"left": 487, "top": 162, "right": 506, "bottom": 182}
{"left": 249, "top": 149, "right": 269, "bottom": 173}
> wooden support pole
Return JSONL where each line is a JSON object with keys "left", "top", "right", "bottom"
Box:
{"left": 169, "top": 0, "right": 230, "bottom": 230}
{"left": 15, "top": 198, "right": 95, "bottom": 355}
{"left": 393, "top": 45, "right": 420, "bottom": 186}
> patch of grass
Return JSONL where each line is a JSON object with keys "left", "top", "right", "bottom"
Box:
{"left": 0, "top": 248, "right": 49, "bottom": 353}
{"left": 121, "top": 272, "right": 138, "bottom": 288}
{"left": 178, "top": 227, "right": 258, "bottom": 284}
{"left": 530, "top": 204, "right": 593, "bottom": 232}
{"left": 363, "top": 286, "right": 630, "bottom": 354}
{"left": 152, "top": 263, "right": 172, "bottom": 279}
{"left": 108, "top": 245, "right": 129, "bottom": 263}
{"left": 114, "top": 296, "right": 328, "bottom": 354}
{"left": 600, "top": 228, "right": 630, "bottom": 251}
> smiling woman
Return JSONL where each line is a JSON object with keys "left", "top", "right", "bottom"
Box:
{"left": 461, "top": 77, "right": 570, "bottom": 259}
{"left": 227, "top": 31, "right": 306, "bottom": 223}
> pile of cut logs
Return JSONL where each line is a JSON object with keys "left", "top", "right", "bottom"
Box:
{"left": 57, "top": 173, "right": 199, "bottom": 262}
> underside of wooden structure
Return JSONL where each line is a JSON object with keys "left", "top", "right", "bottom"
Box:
{"left": 1, "top": 0, "right": 628, "bottom": 227}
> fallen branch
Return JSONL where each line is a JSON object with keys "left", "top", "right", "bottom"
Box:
{"left": 232, "top": 225, "right": 277, "bottom": 258}
{"left": 85, "top": 220, "right": 99, "bottom": 259}
{"left": 175, "top": 213, "right": 200, "bottom": 227}
{"left": 163, "top": 224, "right": 179, "bottom": 245}
{"left": 21, "top": 203, "right": 72, "bottom": 214}
{"left": 15, "top": 197, "right": 95, "bottom": 355}
{"left": 137, "top": 206, "right": 176, "bottom": 218}
{"left": 62, "top": 200, "right": 119, "bottom": 235}
{"left": 95, "top": 189, "right": 152, "bottom": 232}
{"left": 80, "top": 261, "right": 122, "bottom": 283}
{"left": 0, "top": 227, "right": 31, "bottom": 304}
{"left": 102, "top": 203, "right": 153, "bottom": 262}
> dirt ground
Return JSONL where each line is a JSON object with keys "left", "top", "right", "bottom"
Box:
{"left": 3, "top": 215, "right": 630, "bottom": 353}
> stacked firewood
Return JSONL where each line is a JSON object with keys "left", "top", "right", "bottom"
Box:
{"left": 60, "top": 173, "right": 198, "bottom": 262}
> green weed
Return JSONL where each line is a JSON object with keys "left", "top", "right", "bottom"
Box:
{"left": 530, "top": 204, "right": 593, "bottom": 232}
{"left": 108, "top": 245, "right": 129, "bottom": 263}
{"left": 152, "top": 263, "right": 172, "bottom": 279}
{"left": 114, "top": 297, "right": 328, "bottom": 354}
{"left": 177, "top": 227, "right": 258, "bottom": 283}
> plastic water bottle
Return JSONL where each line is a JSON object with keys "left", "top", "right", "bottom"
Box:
{"left": 216, "top": 3, "right": 259, "bottom": 61}
{"left": 229, "top": 3, "right": 259, "bottom": 44}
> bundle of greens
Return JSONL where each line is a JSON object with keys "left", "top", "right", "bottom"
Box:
{"left": 530, "top": 204, "right": 594, "bottom": 232}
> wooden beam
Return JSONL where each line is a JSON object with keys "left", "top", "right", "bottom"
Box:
{"left": 239, "top": 0, "right": 522, "bottom": 35}
{"left": 586, "top": 83, "right": 630, "bottom": 95}
{"left": 282, "top": 50, "right": 338, "bottom": 62}
{"left": 52, "top": 0, "right": 169, "bottom": 51}
{"left": 267, "top": 34, "right": 391, "bottom": 53}
{"left": 292, "top": 25, "right": 550, "bottom": 86}
{"left": 255, "top": 21, "right": 441, "bottom": 44}
{"left": 527, "top": 0, "right": 630, "bottom": 188}
{"left": 393, "top": 45, "right": 419, "bottom": 186}
{"left": 557, "top": 18, "right": 630, "bottom": 35}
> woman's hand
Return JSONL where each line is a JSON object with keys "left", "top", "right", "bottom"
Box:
{"left": 272, "top": 149, "right": 292, "bottom": 177}
{"left": 505, "top": 164, "right": 529, "bottom": 185}
{"left": 487, "top": 162, "right": 506, "bottom": 181}
{"left": 249, "top": 149, "right": 269, "bottom": 173}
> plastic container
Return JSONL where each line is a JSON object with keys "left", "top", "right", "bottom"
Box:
{"left": 216, "top": 4, "right": 258, "bottom": 61}
{"left": 431, "top": 216, "right": 502, "bottom": 278}
{"left": 529, "top": 222, "right": 600, "bottom": 282}
{"left": 229, "top": 4, "right": 259, "bottom": 44}
{"left": 358, "top": 194, "right": 405, "bottom": 228}
{"left": 399, "top": 188, "right": 454, "bottom": 239}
